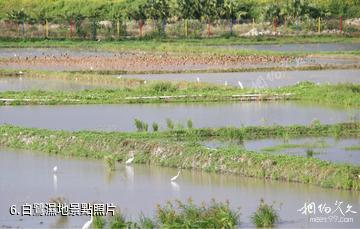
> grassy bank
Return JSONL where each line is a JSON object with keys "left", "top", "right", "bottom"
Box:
{"left": 0, "top": 81, "right": 359, "bottom": 107}
{"left": 0, "top": 123, "right": 359, "bottom": 190}
{"left": 0, "top": 36, "right": 360, "bottom": 56}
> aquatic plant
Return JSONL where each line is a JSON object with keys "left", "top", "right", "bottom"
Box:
{"left": 187, "top": 119, "right": 193, "bottom": 129}
{"left": 306, "top": 149, "right": 314, "bottom": 158}
{"left": 166, "top": 118, "right": 174, "bottom": 130}
{"left": 251, "top": 199, "right": 279, "bottom": 228}
{"left": 104, "top": 155, "right": 116, "bottom": 171}
{"left": 152, "top": 122, "right": 159, "bottom": 132}
{"left": 134, "top": 119, "right": 148, "bottom": 132}
{"left": 156, "top": 199, "right": 239, "bottom": 228}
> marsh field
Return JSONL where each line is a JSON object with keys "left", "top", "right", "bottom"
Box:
{"left": 1, "top": 1, "right": 360, "bottom": 228}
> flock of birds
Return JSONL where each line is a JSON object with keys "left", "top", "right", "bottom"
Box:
{"left": 52, "top": 154, "right": 181, "bottom": 229}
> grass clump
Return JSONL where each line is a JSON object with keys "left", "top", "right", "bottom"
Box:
{"left": 156, "top": 199, "right": 239, "bottom": 228}
{"left": 187, "top": 119, "right": 193, "bottom": 129}
{"left": 251, "top": 199, "right": 279, "bottom": 228}
{"left": 139, "top": 214, "right": 156, "bottom": 229}
{"left": 306, "top": 149, "right": 314, "bottom": 158}
{"left": 104, "top": 155, "right": 116, "bottom": 171}
{"left": 134, "top": 118, "right": 148, "bottom": 132}
{"left": 166, "top": 118, "right": 174, "bottom": 130}
{"left": 109, "top": 212, "right": 127, "bottom": 229}
{"left": 152, "top": 122, "right": 159, "bottom": 132}
{"left": 93, "top": 215, "right": 106, "bottom": 229}
{"left": 151, "top": 82, "right": 177, "bottom": 93}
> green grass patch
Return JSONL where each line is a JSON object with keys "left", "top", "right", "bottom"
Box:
{"left": 251, "top": 199, "right": 279, "bottom": 228}
{"left": 344, "top": 145, "right": 360, "bottom": 151}
{"left": 0, "top": 36, "right": 359, "bottom": 56}
{"left": 261, "top": 141, "right": 329, "bottom": 152}
{"left": 0, "top": 81, "right": 359, "bottom": 107}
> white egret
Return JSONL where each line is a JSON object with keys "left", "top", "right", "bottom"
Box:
{"left": 224, "top": 81, "right": 228, "bottom": 86}
{"left": 117, "top": 75, "right": 122, "bottom": 79}
{"left": 238, "top": 81, "right": 244, "bottom": 89}
{"left": 196, "top": 77, "right": 200, "bottom": 83}
{"left": 53, "top": 166, "right": 58, "bottom": 173}
{"left": 144, "top": 80, "right": 147, "bottom": 84}
{"left": 90, "top": 66, "right": 94, "bottom": 70}
{"left": 81, "top": 215, "right": 93, "bottom": 229}
{"left": 125, "top": 152, "right": 134, "bottom": 165}
{"left": 171, "top": 170, "right": 181, "bottom": 181}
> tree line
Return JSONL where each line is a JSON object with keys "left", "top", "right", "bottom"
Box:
{"left": 1, "top": 0, "right": 359, "bottom": 24}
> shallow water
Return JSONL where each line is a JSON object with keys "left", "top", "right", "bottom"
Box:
{"left": 202, "top": 137, "right": 360, "bottom": 165}
{"left": 217, "top": 43, "right": 360, "bottom": 52}
{"left": 0, "top": 102, "right": 358, "bottom": 131}
{"left": 0, "top": 149, "right": 359, "bottom": 228}
{"left": 0, "top": 77, "right": 101, "bottom": 92}
{"left": 121, "top": 69, "right": 360, "bottom": 88}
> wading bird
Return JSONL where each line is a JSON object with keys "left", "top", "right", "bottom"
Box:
{"left": 81, "top": 215, "right": 93, "bottom": 229}
{"left": 196, "top": 77, "right": 200, "bottom": 83}
{"left": 224, "top": 81, "right": 228, "bottom": 86}
{"left": 171, "top": 170, "right": 181, "bottom": 181}
{"left": 53, "top": 166, "right": 58, "bottom": 173}
{"left": 125, "top": 152, "right": 134, "bottom": 165}
{"left": 238, "top": 81, "right": 244, "bottom": 89}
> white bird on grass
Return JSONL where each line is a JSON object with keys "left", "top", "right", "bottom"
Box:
{"left": 224, "top": 81, "right": 228, "bottom": 86}
{"left": 196, "top": 77, "right": 200, "bottom": 83}
{"left": 238, "top": 81, "right": 244, "bottom": 89}
{"left": 125, "top": 152, "right": 134, "bottom": 165}
{"left": 53, "top": 166, "right": 58, "bottom": 173}
{"left": 171, "top": 170, "right": 181, "bottom": 182}
{"left": 81, "top": 215, "right": 93, "bottom": 229}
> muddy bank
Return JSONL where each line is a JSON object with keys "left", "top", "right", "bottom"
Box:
{"left": 0, "top": 54, "right": 301, "bottom": 71}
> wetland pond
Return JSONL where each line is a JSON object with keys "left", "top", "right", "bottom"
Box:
{"left": 0, "top": 102, "right": 358, "bottom": 131}
{"left": 0, "top": 149, "right": 359, "bottom": 228}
